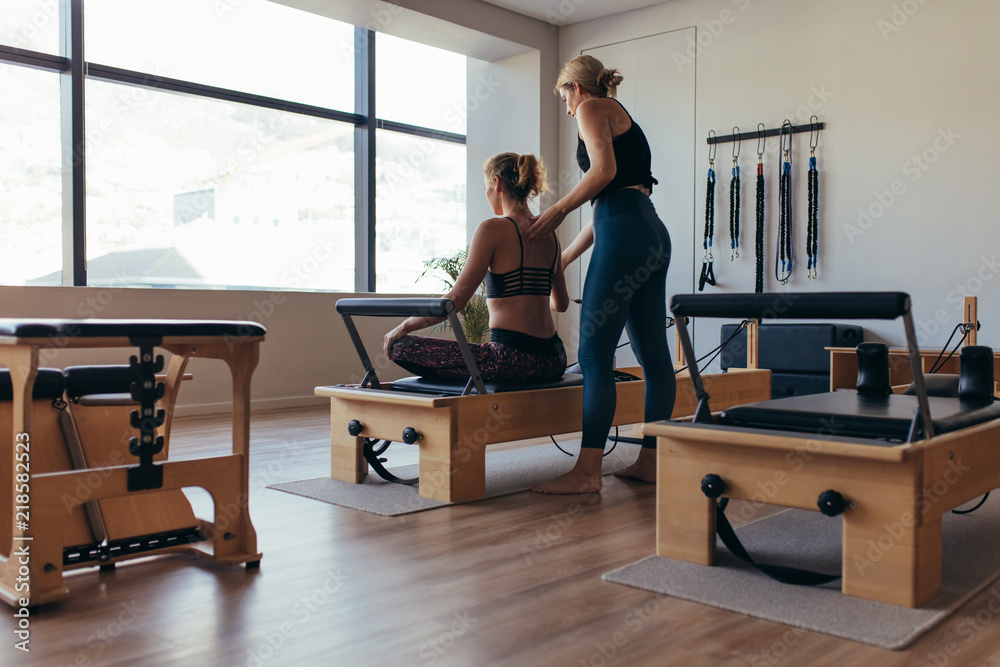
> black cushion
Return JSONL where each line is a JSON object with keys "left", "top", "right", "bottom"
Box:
{"left": 856, "top": 342, "right": 891, "bottom": 395}
{"left": 0, "top": 368, "right": 66, "bottom": 400}
{"left": 63, "top": 365, "right": 136, "bottom": 401}
{"left": 0, "top": 318, "right": 265, "bottom": 339}
{"left": 391, "top": 373, "right": 585, "bottom": 396}
{"left": 959, "top": 345, "right": 995, "bottom": 402}
{"left": 720, "top": 391, "right": 1000, "bottom": 442}
{"left": 720, "top": 323, "right": 862, "bottom": 373}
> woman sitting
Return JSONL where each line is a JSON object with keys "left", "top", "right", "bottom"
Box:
{"left": 383, "top": 152, "right": 569, "bottom": 382}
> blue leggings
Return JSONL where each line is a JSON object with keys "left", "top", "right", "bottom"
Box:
{"left": 579, "top": 189, "right": 675, "bottom": 449}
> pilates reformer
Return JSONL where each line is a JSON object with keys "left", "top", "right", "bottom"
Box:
{"left": 644, "top": 292, "right": 1000, "bottom": 607}
{"left": 315, "top": 297, "right": 771, "bottom": 503}
{"left": 0, "top": 319, "right": 265, "bottom": 607}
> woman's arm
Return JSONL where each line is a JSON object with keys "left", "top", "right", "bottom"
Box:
{"left": 550, "top": 236, "right": 570, "bottom": 313}
{"left": 525, "top": 99, "right": 617, "bottom": 242}
{"left": 384, "top": 222, "right": 496, "bottom": 359}
{"left": 561, "top": 222, "right": 594, "bottom": 271}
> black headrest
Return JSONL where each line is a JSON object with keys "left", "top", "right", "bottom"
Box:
{"left": 959, "top": 345, "right": 995, "bottom": 403}
{"left": 856, "top": 342, "right": 890, "bottom": 395}
{"left": 0, "top": 368, "right": 66, "bottom": 400}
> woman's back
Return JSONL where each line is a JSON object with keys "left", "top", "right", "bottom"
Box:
{"left": 483, "top": 214, "right": 561, "bottom": 339}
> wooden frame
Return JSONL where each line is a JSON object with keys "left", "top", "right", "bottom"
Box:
{"left": 317, "top": 367, "right": 770, "bottom": 503}
{"left": 317, "top": 299, "right": 770, "bottom": 503}
{"left": 646, "top": 415, "right": 999, "bottom": 607}
{"left": 648, "top": 291, "right": 994, "bottom": 607}
{"left": 0, "top": 325, "right": 264, "bottom": 607}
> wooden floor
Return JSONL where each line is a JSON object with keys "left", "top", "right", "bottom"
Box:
{"left": 4, "top": 405, "right": 1000, "bottom": 666}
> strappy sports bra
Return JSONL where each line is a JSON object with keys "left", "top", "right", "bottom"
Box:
{"left": 483, "top": 218, "right": 558, "bottom": 299}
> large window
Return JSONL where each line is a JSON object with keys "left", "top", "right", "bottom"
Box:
{"left": 85, "top": 0, "right": 354, "bottom": 112}
{"left": 85, "top": 81, "right": 355, "bottom": 289}
{"left": 0, "top": 2, "right": 468, "bottom": 292}
{"left": 375, "top": 131, "right": 466, "bottom": 293}
{"left": 375, "top": 33, "right": 467, "bottom": 294}
{"left": 0, "top": 63, "right": 62, "bottom": 285}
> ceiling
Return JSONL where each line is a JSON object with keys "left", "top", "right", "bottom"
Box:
{"left": 481, "top": 0, "right": 668, "bottom": 27}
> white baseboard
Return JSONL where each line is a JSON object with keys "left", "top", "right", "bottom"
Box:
{"left": 172, "top": 394, "right": 328, "bottom": 418}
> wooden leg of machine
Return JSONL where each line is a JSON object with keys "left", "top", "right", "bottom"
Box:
{"left": 419, "top": 426, "right": 485, "bottom": 504}
{"left": 841, "top": 495, "right": 942, "bottom": 607}
{"left": 655, "top": 439, "right": 716, "bottom": 565}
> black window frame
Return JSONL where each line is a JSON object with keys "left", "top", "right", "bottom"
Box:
{"left": 0, "top": 2, "right": 465, "bottom": 291}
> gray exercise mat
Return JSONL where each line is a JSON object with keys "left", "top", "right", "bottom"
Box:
{"left": 268, "top": 441, "right": 640, "bottom": 516}
{"left": 603, "top": 497, "right": 1000, "bottom": 650}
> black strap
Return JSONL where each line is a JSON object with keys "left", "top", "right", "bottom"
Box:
{"left": 362, "top": 439, "right": 418, "bottom": 486}
{"left": 754, "top": 162, "right": 765, "bottom": 293}
{"left": 714, "top": 501, "right": 840, "bottom": 586}
{"left": 699, "top": 163, "right": 716, "bottom": 292}
{"left": 698, "top": 261, "right": 716, "bottom": 292}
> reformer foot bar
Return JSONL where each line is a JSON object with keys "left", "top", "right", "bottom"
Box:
{"left": 0, "top": 319, "right": 265, "bottom": 607}
{"left": 644, "top": 292, "right": 1000, "bottom": 607}
{"left": 315, "top": 298, "right": 771, "bottom": 503}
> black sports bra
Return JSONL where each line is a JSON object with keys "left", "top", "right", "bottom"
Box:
{"left": 483, "top": 218, "right": 558, "bottom": 299}
{"left": 576, "top": 98, "right": 657, "bottom": 203}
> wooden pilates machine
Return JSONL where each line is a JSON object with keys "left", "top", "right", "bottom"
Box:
{"left": 315, "top": 298, "right": 771, "bottom": 503}
{"left": 645, "top": 292, "right": 1000, "bottom": 607}
{"left": 0, "top": 319, "right": 265, "bottom": 607}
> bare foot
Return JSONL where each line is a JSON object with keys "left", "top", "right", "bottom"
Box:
{"left": 531, "top": 448, "right": 604, "bottom": 495}
{"left": 614, "top": 447, "right": 656, "bottom": 484}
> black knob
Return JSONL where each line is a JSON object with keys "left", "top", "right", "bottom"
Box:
{"left": 700, "top": 474, "right": 725, "bottom": 499}
{"left": 818, "top": 490, "right": 847, "bottom": 517}
{"left": 402, "top": 427, "right": 420, "bottom": 444}
{"left": 347, "top": 420, "right": 363, "bottom": 436}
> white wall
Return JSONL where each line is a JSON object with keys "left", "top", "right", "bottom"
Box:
{"left": 560, "top": 0, "right": 1000, "bottom": 369}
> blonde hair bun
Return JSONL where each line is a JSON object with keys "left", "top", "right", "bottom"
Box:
{"left": 554, "top": 55, "right": 623, "bottom": 98}
{"left": 483, "top": 152, "right": 549, "bottom": 201}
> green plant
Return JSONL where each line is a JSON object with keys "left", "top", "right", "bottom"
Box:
{"left": 420, "top": 247, "right": 490, "bottom": 344}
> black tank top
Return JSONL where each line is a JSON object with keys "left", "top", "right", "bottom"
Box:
{"left": 576, "top": 98, "right": 657, "bottom": 203}
{"left": 483, "top": 218, "right": 558, "bottom": 299}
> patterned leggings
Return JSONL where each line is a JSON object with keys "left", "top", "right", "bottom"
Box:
{"left": 389, "top": 329, "right": 566, "bottom": 382}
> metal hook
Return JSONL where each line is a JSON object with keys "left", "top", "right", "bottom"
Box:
{"left": 732, "top": 126, "right": 741, "bottom": 161}
{"left": 756, "top": 122, "right": 765, "bottom": 160}
{"left": 809, "top": 115, "right": 819, "bottom": 155}
{"left": 780, "top": 119, "right": 792, "bottom": 158}
{"left": 708, "top": 130, "right": 717, "bottom": 163}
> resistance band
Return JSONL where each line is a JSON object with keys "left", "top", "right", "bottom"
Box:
{"left": 729, "top": 126, "right": 741, "bottom": 261}
{"left": 754, "top": 124, "right": 765, "bottom": 293}
{"left": 807, "top": 116, "right": 819, "bottom": 279}
{"left": 776, "top": 120, "right": 793, "bottom": 285}
{"left": 699, "top": 132, "right": 717, "bottom": 291}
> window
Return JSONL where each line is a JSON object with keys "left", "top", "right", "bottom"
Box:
{"left": 0, "top": 63, "right": 62, "bottom": 285}
{"left": 375, "top": 34, "right": 467, "bottom": 294}
{"left": 0, "top": 2, "right": 468, "bottom": 292}
{"left": 376, "top": 33, "right": 466, "bottom": 134}
{"left": 85, "top": 80, "right": 355, "bottom": 289}
{"left": 85, "top": 0, "right": 354, "bottom": 111}
{"left": 0, "top": 0, "right": 61, "bottom": 54}
{"left": 375, "top": 131, "right": 466, "bottom": 294}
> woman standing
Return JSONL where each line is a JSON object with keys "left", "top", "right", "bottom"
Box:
{"left": 527, "top": 55, "right": 675, "bottom": 494}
